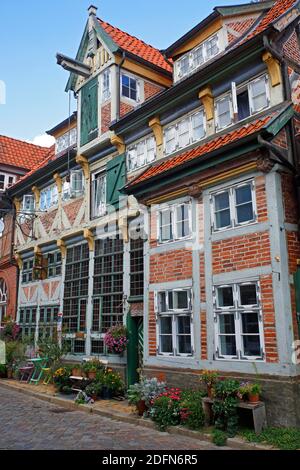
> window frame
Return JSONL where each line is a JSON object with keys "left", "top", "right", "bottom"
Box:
{"left": 163, "top": 109, "right": 206, "bottom": 156}
{"left": 21, "top": 258, "right": 34, "bottom": 284}
{"left": 213, "top": 281, "right": 265, "bottom": 361}
{"left": 91, "top": 170, "right": 107, "bottom": 219}
{"left": 101, "top": 68, "right": 111, "bottom": 103}
{"left": 126, "top": 135, "right": 156, "bottom": 173}
{"left": 40, "top": 184, "right": 59, "bottom": 212}
{"left": 157, "top": 201, "right": 192, "bottom": 244}
{"left": 210, "top": 180, "right": 257, "bottom": 232}
{"left": 121, "top": 73, "right": 139, "bottom": 102}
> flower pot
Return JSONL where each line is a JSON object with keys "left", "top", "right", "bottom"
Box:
{"left": 249, "top": 393, "right": 260, "bottom": 403}
{"left": 7, "top": 368, "right": 13, "bottom": 379}
{"left": 136, "top": 400, "right": 148, "bottom": 416}
{"left": 207, "top": 385, "right": 214, "bottom": 399}
{"left": 88, "top": 371, "right": 97, "bottom": 380}
{"left": 72, "top": 367, "right": 82, "bottom": 377}
{"left": 91, "top": 394, "right": 98, "bottom": 402}
{"left": 101, "top": 386, "right": 113, "bottom": 400}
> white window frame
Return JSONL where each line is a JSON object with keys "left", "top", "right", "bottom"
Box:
{"left": 40, "top": 184, "right": 59, "bottom": 212}
{"left": 215, "top": 93, "right": 234, "bottom": 131}
{"left": 0, "top": 173, "right": 16, "bottom": 191}
{"left": 55, "top": 128, "right": 77, "bottom": 155}
{"left": 70, "top": 170, "right": 84, "bottom": 197}
{"left": 126, "top": 135, "right": 156, "bottom": 172}
{"left": 163, "top": 109, "right": 206, "bottom": 156}
{"left": 155, "top": 288, "right": 194, "bottom": 357}
{"left": 91, "top": 170, "right": 106, "bottom": 218}
{"left": 22, "top": 195, "right": 35, "bottom": 213}
{"left": 248, "top": 75, "right": 270, "bottom": 115}
{"left": 210, "top": 180, "right": 257, "bottom": 232}
{"left": 157, "top": 201, "right": 192, "bottom": 243}
{"left": 213, "top": 281, "right": 265, "bottom": 361}
{"left": 101, "top": 68, "right": 111, "bottom": 103}
{"left": 121, "top": 73, "right": 140, "bottom": 103}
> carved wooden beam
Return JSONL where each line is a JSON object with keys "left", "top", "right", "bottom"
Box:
{"left": 199, "top": 86, "right": 214, "bottom": 121}
{"left": 262, "top": 52, "right": 282, "bottom": 87}
{"left": 57, "top": 239, "right": 67, "bottom": 258}
{"left": 31, "top": 186, "right": 40, "bottom": 207}
{"left": 83, "top": 228, "right": 94, "bottom": 251}
{"left": 110, "top": 133, "right": 126, "bottom": 155}
{"left": 53, "top": 173, "right": 63, "bottom": 193}
{"left": 76, "top": 155, "right": 90, "bottom": 180}
{"left": 149, "top": 116, "right": 163, "bottom": 147}
{"left": 14, "top": 252, "right": 23, "bottom": 270}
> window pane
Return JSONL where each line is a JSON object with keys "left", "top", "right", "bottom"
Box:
{"left": 174, "top": 291, "right": 189, "bottom": 310}
{"left": 217, "top": 97, "right": 232, "bottom": 128}
{"left": 237, "top": 90, "right": 250, "bottom": 121}
{"left": 215, "top": 191, "right": 229, "bottom": 211}
{"left": 206, "top": 35, "right": 219, "bottom": 59}
{"left": 216, "top": 210, "right": 231, "bottom": 228}
{"left": 158, "top": 292, "right": 167, "bottom": 313}
{"left": 219, "top": 313, "right": 235, "bottom": 334}
{"left": 179, "top": 55, "right": 190, "bottom": 76}
{"left": 241, "top": 311, "right": 259, "bottom": 333}
{"left": 178, "top": 119, "right": 190, "bottom": 148}
{"left": 235, "top": 185, "right": 252, "bottom": 205}
{"left": 178, "top": 334, "right": 192, "bottom": 354}
{"left": 160, "top": 316, "right": 172, "bottom": 334}
{"left": 165, "top": 126, "right": 176, "bottom": 154}
{"left": 250, "top": 78, "right": 268, "bottom": 112}
{"left": 176, "top": 204, "right": 190, "bottom": 238}
{"left": 236, "top": 203, "right": 253, "bottom": 223}
{"left": 217, "top": 286, "right": 234, "bottom": 307}
{"left": 240, "top": 284, "right": 257, "bottom": 306}
{"left": 192, "top": 112, "right": 205, "bottom": 141}
{"left": 160, "top": 335, "right": 173, "bottom": 353}
{"left": 160, "top": 210, "right": 172, "bottom": 241}
{"left": 193, "top": 46, "right": 204, "bottom": 68}
{"left": 177, "top": 315, "right": 191, "bottom": 334}
{"left": 242, "top": 334, "right": 261, "bottom": 357}
{"left": 220, "top": 335, "right": 237, "bottom": 356}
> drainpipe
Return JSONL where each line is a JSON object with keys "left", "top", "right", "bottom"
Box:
{"left": 116, "top": 51, "right": 126, "bottom": 121}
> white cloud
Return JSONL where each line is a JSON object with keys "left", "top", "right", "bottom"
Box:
{"left": 29, "top": 133, "right": 55, "bottom": 148}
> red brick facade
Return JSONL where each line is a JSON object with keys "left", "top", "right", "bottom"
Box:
{"left": 120, "top": 101, "right": 134, "bottom": 117}
{"left": 101, "top": 102, "right": 111, "bottom": 134}
{"left": 144, "top": 81, "right": 163, "bottom": 101}
{"left": 0, "top": 214, "right": 18, "bottom": 321}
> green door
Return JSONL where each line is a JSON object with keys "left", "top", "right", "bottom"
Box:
{"left": 80, "top": 77, "right": 98, "bottom": 146}
{"left": 126, "top": 314, "right": 143, "bottom": 386}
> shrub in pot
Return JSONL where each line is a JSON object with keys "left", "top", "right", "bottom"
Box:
{"left": 200, "top": 369, "right": 218, "bottom": 398}
{"left": 127, "top": 377, "right": 166, "bottom": 416}
{"left": 212, "top": 379, "right": 240, "bottom": 437}
{"left": 149, "top": 388, "right": 182, "bottom": 431}
{"left": 100, "top": 369, "right": 124, "bottom": 399}
{"left": 70, "top": 364, "right": 82, "bottom": 377}
{"left": 179, "top": 390, "right": 205, "bottom": 430}
{"left": 249, "top": 383, "right": 261, "bottom": 403}
{"left": 53, "top": 366, "right": 72, "bottom": 393}
{"left": 85, "top": 382, "right": 102, "bottom": 401}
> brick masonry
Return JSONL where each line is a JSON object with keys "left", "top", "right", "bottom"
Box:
{"left": 120, "top": 101, "right": 134, "bottom": 117}
{"left": 101, "top": 102, "right": 111, "bottom": 134}
{"left": 144, "top": 81, "right": 164, "bottom": 101}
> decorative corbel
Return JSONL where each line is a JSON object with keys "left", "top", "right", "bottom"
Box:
{"left": 127, "top": 195, "right": 140, "bottom": 219}
{"left": 83, "top": 228, "right": 94, "bottom": 251}
{"left": 34, "top": 246, "right": 41, "bottom": 256}
{"left": 149, "top": 116, "right": 163, "bottom": 147}
{"left": 262, "top": 52, "right": 281, "bottom": 87}
{"left": 188, "top": 184, "right": 202, "bottom": 198}
{"left": 110, "top": 133, "right": 125, "bottom": 155}
{"left": 76, "top": 155, "right": 90, "bottom": 180}
{"left": 13, "top": 197, "right": 21, "bottom": 213}
{"left": 57, "top": 239, "right": 67, "bottom": 258}
{"left": 53, "top": 173, "right": 63, "bottom": 193}
{"left": 199, "top": 86, "right": 214, "bottom": 121}
{"left": 14, "top": 252, "right": 23, "bottom": 270}
{"left": 119, "top": 215, "right": 129, "bottom": 243}
{"left": 32, "top": 186, "right": 40, "bottom": 207}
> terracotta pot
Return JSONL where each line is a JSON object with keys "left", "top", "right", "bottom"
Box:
{"left": 136, "top": 400, "right": 148, "bottom": 416}
{"left": 207, "top": 385, "right": 214, "bottom": 399}
{"left": 91, "top": 394, "right": 98, "bottom": 402}
{"left": 88, "top": 371, "right": 97, "bottom": 380}
{"left": 72, "top": 368, "right": 82, "bottom": 377}
{"left": 249, "top": 393, "right": 260, "bottom": 403}
{"left": 7, "top": 368, "right": 13, "bottom": 379}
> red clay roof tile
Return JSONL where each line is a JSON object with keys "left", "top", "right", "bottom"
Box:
{"left": 99, "top": 19, "right": 172, "bottom": 73}
{"left": 128, "top": 114, "right": 274, "bottom": 188}
{"left": 0, "top": 135, "right": 53, "bottom": 171}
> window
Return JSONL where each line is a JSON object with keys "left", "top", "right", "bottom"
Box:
{"left": 62, "top": 178, "right": 71, "bottom": 201}
{"left": 63, "top": 243, "right": 89, "bottom": 344}
{"left": 126, "top": 135, "right": 156, "bottom": 172}
{"left": 211, "top": 181, "right": 256, "bottom": 231}
{"left": 22, "top": 259, "right": 34, "bottom": 284}
{"left": 92, "top": 171, "right": 106, "bottom": 218}
{"left": 176, "top": 33, "right": 220, "bottom": 80}
{"left": 164, "top": 110, "right": 206, "bottom": 155}
{"left": 101, "top": 68, "right": 111, "bottom": 102}
{"left": 130, "top": 237, "right": 144, "bottom": 297}
{"left": 0, "top": 173, "right": 16, "bottom": 191}
{"left": 215, "top": 75, "right": 270, "bottom": 131}
{"left": 122, "top": 74, "right": 138, "bottom": 101}
{"left": 55, "top": 128, "right": 77, "bottom": 155}
{"left": 214, "top": 282, "right": 264, "bottom": 360}
{"left": 19, "top": 307, "right": 37, "bottom": 341}
{"left": 40, "top": 185, "right": 58, "bottom": 211}
{"left": 47, "top": 251, "right": 62, "bottom": 278}
{"left": 158, "top": 202, "right": 192, "bottom": 243}
{"left": 92, "top": 237, "right": 123, "bottom": 334}
{"left": 70, "top": 170, "right": 84, "bottom": 196}
{"left": 22, "top": 195, "right": 35, "bottom": 213}
{"left": 39, "top": 305, "right": 59, "bottom": 339}
{"left": 0, "top": 279, "right": 7, "bottom": 325}
{"left": 156, "top": 289, "right": 193, "bottom": 356}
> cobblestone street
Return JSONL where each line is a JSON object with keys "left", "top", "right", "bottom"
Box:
{"left": 0, "top": 386, "right": 224, "bottom": 450}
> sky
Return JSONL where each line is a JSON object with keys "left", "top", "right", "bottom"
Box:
{"left": 0, "top": 0, "right": 250, "bottom": 146}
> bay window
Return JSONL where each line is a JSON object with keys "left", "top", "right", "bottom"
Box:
{"left": 158, "top": 202, "right": 192, "bottom": 243}
{"left": 214, "top": 282, "right": 264, "bottom": 360}
{"left": 164, "top": 109, "right": 206, "bottom": 155}
{"left": 127, "top": 135, "right": 156, "bottom": 172}
{"left": 211, "top": 181, "right": 256, "bottom": 231}
{"left": 92, "top": 171, "right": 106, "bottom": 218}
{"left": 156, "top": 289, "right": 193, "bottom": 356}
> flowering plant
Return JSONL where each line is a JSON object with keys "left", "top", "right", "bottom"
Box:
{"left": 149, "top": 388, "right": 182, "bottom": 430}
{"left": 104, "top": 325, "right": 129, "bottom": 354}
{"left": 127, "top": 377, "right": 166, "bottom": 406}
{"left": 200, "top": 369, "right": 218, "bottom": 387}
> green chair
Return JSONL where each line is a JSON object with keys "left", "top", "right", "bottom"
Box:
{"left": 29, "top": 357, "right": 48, "bottom": 385}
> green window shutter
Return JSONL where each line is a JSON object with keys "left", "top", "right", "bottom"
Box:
{"left": 106, "top": 153, "right": 126, "bottom": 208}
{"left": 80, "top": 77, "right": 98, "bottom": 146}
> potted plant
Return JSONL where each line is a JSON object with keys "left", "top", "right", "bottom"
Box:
{"left": 200, "top": 369, "right": 218, "bottom": 398}
{"left": 70, "top": 363, "right": 82, "bottom": 377}
{"left": 237, "top": 382, "right": 252, "bottom": 401}
{"left": 53, "top": 366, "right": 72, "bottom": 393}
{"left": 101, "top": 369, "right": 124, "bottom": 399}
{"left": 127, "top": 377, "right": 166, "bottom": 416}
{"left": 83, "top": 362, "right": 98, "bottom": 380}
{"left": 249, "top": 383, "right": 261, "bottom": 403}
{"left": 104, "top": 325, "right": 129, "bottom": 355}
{"left": 85, "top": 382, "right": 102, "bottom": 401}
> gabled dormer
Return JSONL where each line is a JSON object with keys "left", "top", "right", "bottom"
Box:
{"left": 57, "top": 5, "right": 172, "bottom": 155}
{"left": 164, "top": 1, "right": 274, "bottom": 83}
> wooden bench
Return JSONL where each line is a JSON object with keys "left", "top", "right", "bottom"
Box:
{"left": 202, "top": 397, "right": 267, "bottom": 434}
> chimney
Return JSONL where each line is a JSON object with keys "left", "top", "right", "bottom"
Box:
{"left": 88, "top": 5, "right": 97, "bottom": 17}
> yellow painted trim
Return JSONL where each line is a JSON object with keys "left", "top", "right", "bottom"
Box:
{"left": 199, "top": 86, "right": 214, "bottom": 121}
{"left": 13, "top": 197, "right": 21, "bottom": 213}
{"left": 14, "top": 252, "right": 23, "bottom": 270}
{"left": 32, "top": 186, "right": 40, "bottom": 206}
{"left": 53, "top": 173, "right": 63, "bottom": 193}
{"left": 262, "top": 52, "right": 282, "bottom": 87}
{"left": 34, "top": 245, "right": 41, "bottom": 255}
{"left": 149, "top": 116, "right": 163, "bottom": 147}
{"left": 110, "top": 133, "right": 126, "bottom": 155}
{"left": 147, "top": 188, "right": 188, "bottom": 205}
{"left": 57, "top": 239, "right": 67, "bottom": 258}
{"left": 76, "top": 155, "right": 90, "bottom": 179}
{"left": 83, "top": 228, "right": 94, "bottom": 251}
{"left": 172, "top": 19, "right": 223, "bottom": 56}
{"left": 115, "top": 56, "right": 172, "bottom": 88}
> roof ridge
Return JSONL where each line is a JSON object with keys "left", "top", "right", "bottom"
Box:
{"left": 0, "top": 134, "right": 52, "bottom": 152}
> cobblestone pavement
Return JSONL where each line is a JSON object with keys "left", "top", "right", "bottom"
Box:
{"left": 0, "top": 386, "right": 227, "bottom": 450}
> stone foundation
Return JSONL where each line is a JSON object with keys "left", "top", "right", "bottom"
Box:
{"left": 143, "top": 366, "right": 300, "bottom": 428}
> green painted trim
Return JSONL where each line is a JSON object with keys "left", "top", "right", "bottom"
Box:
{"left": 66, "top": 22, "right": 89, "bottom": 92}
{"left": 126, "top": 313, "right": 139, "bottom": 386}
{"left": 215, "top": 2, "right": 274, "bottom": 17}
{"left": 265, "top": 104, "right": 294, "bottom": 136}
{"left": 93, "top": 18, "right": 119, "bottom": 54}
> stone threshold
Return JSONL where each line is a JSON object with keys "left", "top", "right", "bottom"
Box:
{"left": 0, "top": 380, "right": 275, "bottom": 451}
